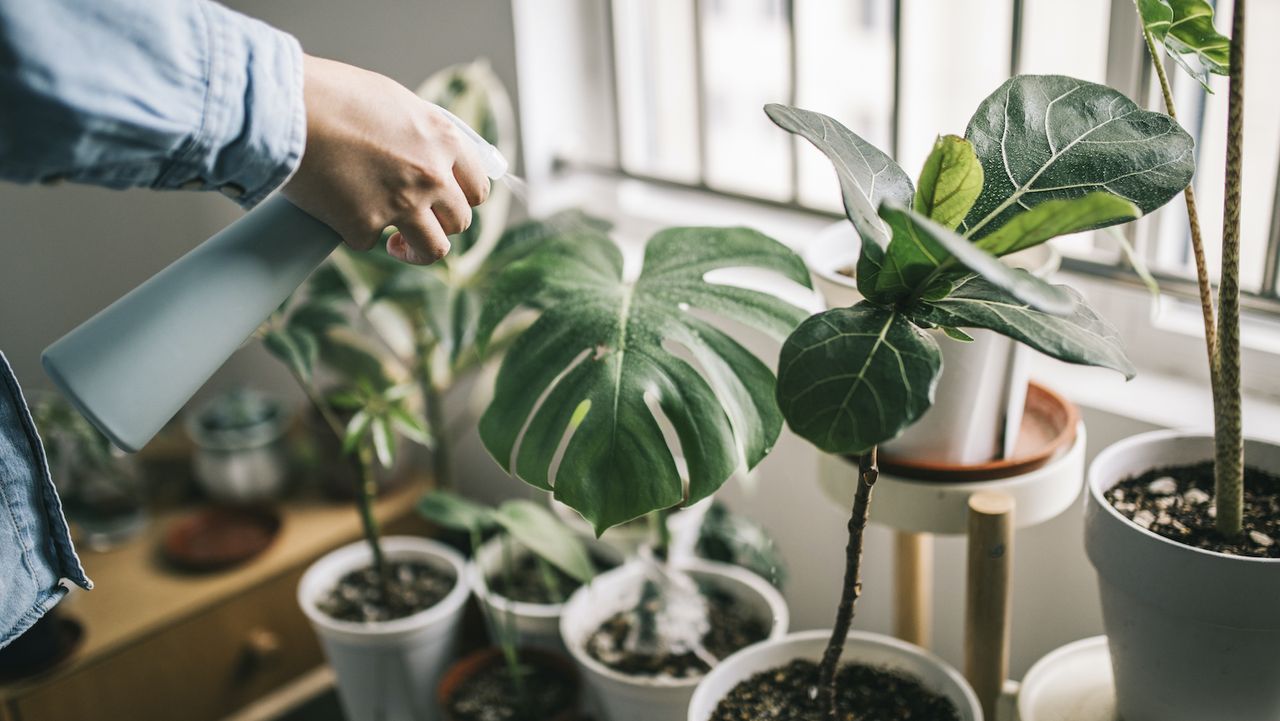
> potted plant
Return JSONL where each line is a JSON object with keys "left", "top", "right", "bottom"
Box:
{"left": 184, "top": 387, "right": 292, "bottom": 503}
{"left": 419, "top": 491, "right": 601, "bottom": 720}
{"left": 689, "top": 70, "right": 1192, "bottom": 720}
{"left": 474, "top": 222, "right": 807, "bottom": 719}
{"left": 1084, "top": 3, "right": 1280, "bottom": 720}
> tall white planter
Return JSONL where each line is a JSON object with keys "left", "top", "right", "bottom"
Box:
{"left": 561, "top": 559, "right": 789, "bottom": 721}
{"left": 687, "top": 630, "right": 982, "bottom": 721}
{"left": 1086, "top": 431, "right": 1280, "bottom": 721}
{"left": 805, "top": 221, "right": 1059, "bottom": 464}
{"left": 297, "top": 536, "right": 470, "bottom": 721}
{"left": 468, "top": 536, "right": 622, "bottom": 653}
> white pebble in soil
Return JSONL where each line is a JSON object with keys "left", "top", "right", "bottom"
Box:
{"left": 1132, "top": 510, "right": 1156, "bottom": 530}
{"left": 1183, "top": 488, "right": 1211, "bottom": 505}
{"left": 1249, "top": 531, "right": 1274, "bottom": 548}
{"left": 1147, "top": 477, "right": 1178, "bottom": 496}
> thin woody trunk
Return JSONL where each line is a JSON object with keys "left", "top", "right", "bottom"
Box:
{"left": 820, "top": 449, "right": 878, "bottom": 720}
{"left": 1215, "top": 0, "right": 1246, "bottom": 536}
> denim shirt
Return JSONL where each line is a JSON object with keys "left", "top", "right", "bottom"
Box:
{"left": 0, "top": 0, "right": 306, "bottom": 207}
{"left": 0, "top": 0, "right": 305, "bottom": 646}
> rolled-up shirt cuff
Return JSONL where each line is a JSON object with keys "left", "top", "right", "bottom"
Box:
{"left": 154, "top": 1, "right": 306, "bottom": 208}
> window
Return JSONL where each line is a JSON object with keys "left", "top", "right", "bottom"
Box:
{"left": 581, "top": 0, "right": 1280, "bottom": 315}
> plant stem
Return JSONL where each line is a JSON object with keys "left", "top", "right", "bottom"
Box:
{"left": 819, "top": 449, "right": 878, "bottom": 720}
{"left": 415, "top": 334, "right": 453, "bottom": 490}
{"left": 649, "top": 510, "right": 673, "bottom": 562}
{"left": 283, "top": 364, "right": 391, "bottom": 598}
{"left": 499, "top": 534, "right": 528, "bottom": 702}
{"left": 1143, "top": 27, "right": 1220, "bottom": 392}
{"left": 1215, "top": 0, "right": 1247, "bottom": 536}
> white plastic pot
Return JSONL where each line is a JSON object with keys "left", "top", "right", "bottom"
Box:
{"left": 1085, "top": 431, "right": 1280, "bottom": 721}
{"left": 687, "top": 629, "right": 982, "bottom": 720}
{"left": 804, "top": 221, "right": 1059, "bottom": 465}
{"left": 561, "top": 558, "right": 789, "bottom": 721}
{"left": 468, "top": 536, "right": 622, "bottom": 652}
{"left": 298, "top": 536, "right": 470, "bottom": 721}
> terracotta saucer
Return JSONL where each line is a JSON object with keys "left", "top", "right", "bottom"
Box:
{"left": 162, "top": 505, "right": 282, "bottom": 572}
{"left": 878, "top": 383, "right": 1079, "bottom": 483}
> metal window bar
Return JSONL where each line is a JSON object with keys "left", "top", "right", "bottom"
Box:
{"left": 594, "top": 0, "right": 1280, "bottom": 315}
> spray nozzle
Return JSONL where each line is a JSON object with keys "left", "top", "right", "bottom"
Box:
{"left": 430, "top": 103, "right": 509, "bottom": 180}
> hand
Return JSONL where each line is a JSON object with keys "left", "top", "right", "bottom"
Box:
{"left": 283, "top": 55, "right": 490, "bottom": 265}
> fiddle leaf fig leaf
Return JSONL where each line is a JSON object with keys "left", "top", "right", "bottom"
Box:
{"left": 765, "top": 103, "right": 912, "bottom": 303}
{"left": 914, "top": 135, "right": 984, "bottom": 230}
{"left": 417, "top": 490, "right": 498, "bottom": 535}
{"left": 961, "top": 75, "right": 1194, "bottom": 241}
{"left": 479, "top": 224, "right": 811, "bottom": 533}
{"left": 775, "top": 303, "right": 941, "bottom": 455}
{"left": 878, "top": 203, "right": 1074, "bottom": 315}
{"left": 941, "top": 326, "right": 975, "bottom": 342}
{"left": 494, "top": 500, "right": 595, "bottom": 584}
{"left": 909, "top": 274, "right": 1136, "bottom": 379}
{"left": 1137, "top": 0, "right": 1230, "bottom": 91}
{"left": 973, "top": 192, "right": 1141, "bottom": 257}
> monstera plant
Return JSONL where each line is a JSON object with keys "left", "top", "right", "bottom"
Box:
{"left": 765, "top": 74, "right": 1193, "bottom": 716}
{"left": 476, "top": 224, "right": 811, "bottom": 533}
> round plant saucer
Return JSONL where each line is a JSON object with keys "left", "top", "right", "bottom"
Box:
{"left": 1014, "top": 636, "right": 1117, "bottom": 721}
{"left": 162, "top": 504, "right": 282, "bottom": 572}
{"left": 818, "top": 388, "right": 1086, "bottom": 535}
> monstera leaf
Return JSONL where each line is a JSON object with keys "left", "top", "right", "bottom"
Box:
{"left": 775, "top": 304, "right": 942, "bottom": 455}
{"left": 961, "top": 75, "right": 1194, "bottom": 239}
{"left": 477, "top": 223, "right": 811, "bottom": 533}
{"left": 1137, "top": 0, "right": 1230, "bottom": 91}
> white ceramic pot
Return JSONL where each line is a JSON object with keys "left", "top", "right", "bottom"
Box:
{"left": 1085, "top": 431, "right": 1280, "bottom": 721}
{"left": 804, "top": 221, "right": 1059, "bottom": 465}
{"left": 561, "top": 558, "right": 789, "bottom": 721}
{"left": 687, "top": 629, "right": 982, "bottom": 720}
{"left": 297, "top": 536, "right": 470, "bottom": 721}
{"left": 468, "top": 536, "right": 622, "bottom": 653}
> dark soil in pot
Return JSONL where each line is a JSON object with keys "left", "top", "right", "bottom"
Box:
{"left": 317, "top": 559, "right": 457, "bottom": 622}
{"left": 1106, "top": 461, "right": 1280, "bottom": 558}
{"left": 440, "top": 647, "right": 579, "bottom": 721}
{"left": 710, "top": 659, "right": 961, "bottom": 721}
{"left": 487, "top": 551, "right": 619, "bottom": 604}
{"left": 586, "top": 585, "right": 770, "bottom": 679}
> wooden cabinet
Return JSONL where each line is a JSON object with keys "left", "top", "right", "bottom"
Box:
{"left": 0, "top": 478, "right": 432, "bottom": 721}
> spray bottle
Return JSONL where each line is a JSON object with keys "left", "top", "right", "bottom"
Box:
{"left": 42, "top": 106, "right": 509, "bottom": 452}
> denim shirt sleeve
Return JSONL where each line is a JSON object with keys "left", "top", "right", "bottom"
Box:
{"left": 0, "top": 0, "right": 306, "bottom": 208}
{"left": 0, "top": 352, "right": 91, "bottom": 650}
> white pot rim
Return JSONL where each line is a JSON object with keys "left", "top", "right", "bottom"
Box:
{"left": 562, "top": 558, "right": 789, "bottom": 689}
{"left": 688, "top": 629, "right": 981, "bottom": 720}
{"left": 297, "top": 535, "right": 471, "bottom": 638}
{"left": 467, "top": 537, "right": 570, "bottom": 620}
{"left": 1087, "top": 429, "right": 1279, "bottom": 566}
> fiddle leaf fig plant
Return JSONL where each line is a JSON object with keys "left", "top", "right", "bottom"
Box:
{"left": 477, "top": 223, "right": 811, "bottom": 534}
{"left": 768, "top": 74, "right": 1193, "bottom": 718}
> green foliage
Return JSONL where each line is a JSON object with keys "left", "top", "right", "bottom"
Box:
{"left": 477, "top": 221, "right": 811, "bottom": 534}
{"left": 1137, "top": 0, "right": 1231, "bottom": 90}
{"left": 416, "top": 492, "right": 595, "bottom": 583}
{"left": 696, "top": 502, "right": 787, "bottom": 590}
{"left": 768, "top": 74, "right": 1193, "bottom": 454}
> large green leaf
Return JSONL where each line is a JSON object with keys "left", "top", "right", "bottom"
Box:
{"left": 961, "top": 75, "right": 1194, "bottom": 240}
{"left": 975, "top": 192, "right": 1141, "bottom": 257}
{"left": 479, "top": 225, "right": 810, "bottom": 533}
{"left": 494, "top": 500, "right": 595, "bottom": 584}
{"left": 914, "top": 135, "right": 984, "bottom": 230}
{"left": 910, "top": 274, "right": 1137, "bottom": 379}
{"left": 878, "top": 203, "right": 1073, "bottom": 314}
{"left": 765, "top": 103, "right": 913, "bottom": 303}
{"left": 1137, "top": 0, "right": 1230, "bottom": 91}
{"left": 775, "top": 303, "right": 941, "bottom": 455}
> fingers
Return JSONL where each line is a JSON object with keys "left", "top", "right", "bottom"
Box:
{"left": 388, "top": 209, "right": 450, "bottom": 265}
{"left": 452, "top": 144, "right": 491, "bottom": 206}
{"left": 431, "top": 181, "right": 473, "bottom": 237}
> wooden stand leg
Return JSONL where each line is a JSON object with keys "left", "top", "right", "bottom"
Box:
{"left": 964, "top": 492, "right": 1014, "bottom": 721}
{"left": 893, "top": 530, "right": 932, "bottom": 648}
